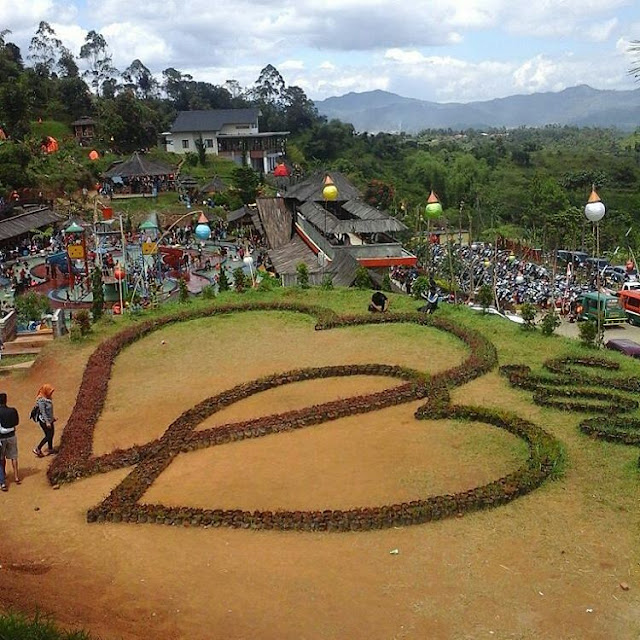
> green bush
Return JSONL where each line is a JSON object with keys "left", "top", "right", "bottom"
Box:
{"left": 178, "top": 278, "right": 190, "bottom": 303}
{"left": 381, "top": 273, "right": 392, "bottom": 292}
{"left": 218, "top": 269, "right": 230, "bottom": 292}
{"left": 15, "top": 291, "right": 52, "bottom": 324}
{"left": 540, "top": 310, "right": 561, "bottom": 336}
{"left": 257, "top": 272, "right": 280, "bottom": 291}
{"left": 520, "top": 303, "right": 537, "bottom": 331}
{"left": 69, "top": 324, "right": 83, "bottom": 342}
{"left": 296, "top": 262, "right": 310, "bottom": 289}
{"left": 476, "top": 285, "right": 494, "bottom": 312}
{"left": 411, "top": 276, "right": 430, "bottom": 300}
{"left": 73, "top": 309, "right": 92, "bottom": 335}
{"left": 201, "top": 284, "right": 216, "bottom": 299}
{"left": 233, "top": 267, "right": 247, "bottom": 293}
{"left": 578, "top": 319, "right": 598, "bottom": 348}
{"left": 353, "top": 266, "right": 372, "bottom": 290}
{"left": 0, "top": 611, "right": 92, "bottom": 639}
{"left": 320, "top": 274, "right": 334, "bottom": 290}
{"left": 91, "top": 267, "right": 104, "bottom": 322}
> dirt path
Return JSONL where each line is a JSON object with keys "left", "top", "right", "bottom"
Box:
{"left": 0, "top": 312, "right": 638, "bottom": 640}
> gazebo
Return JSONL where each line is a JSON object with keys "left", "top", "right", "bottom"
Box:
{"left": 103, "top": 152, "right": 176, "bottom": 198}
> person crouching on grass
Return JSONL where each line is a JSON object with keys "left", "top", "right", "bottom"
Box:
{"left": 0, "top": 392, "right": 20, "bottom": 490}
{"left": 32, "top": 383, "right": 56, "bottom": 457}
{"left": 368, "top": 291, "right": 389, "bottom": 313}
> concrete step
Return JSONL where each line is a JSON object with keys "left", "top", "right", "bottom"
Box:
{"left": 10, "top": 335, "right": 53, "bottom": 349}
{"left": 3, "top": 345, "right": 42, "bottom": 355}
{"left": 0, "top": 360, "right": 35, "bottom": 370}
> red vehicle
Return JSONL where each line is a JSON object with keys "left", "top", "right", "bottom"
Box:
{"left": 617, "top": 289, "right": 640, "bottom": 326}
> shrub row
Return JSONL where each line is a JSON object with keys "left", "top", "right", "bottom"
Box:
{"left": 86, "top": 398, "right": 562, "bottom": 531}
{"left": 501, "top": 355, "right": 640, "bottom": 466}
{"left": 47, "top": 301, "right": 560, "bottom": 531}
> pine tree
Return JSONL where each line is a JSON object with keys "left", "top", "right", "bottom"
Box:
{"left": 218, "top": 269, "right": 230, "bottom": 292}
{"left": 91, "top": 267, "right": 104, "bottom": 321}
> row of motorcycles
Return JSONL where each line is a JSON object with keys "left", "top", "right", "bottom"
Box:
{"left": 428, "top": 244, "right": 621, "bottom": 320}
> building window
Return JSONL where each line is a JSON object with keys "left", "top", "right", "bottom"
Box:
{"left": 205, "top": 138, "right": 214, "bottom": 148}
{"left": 182, "top": 139, "right": 189, "bottom": 149}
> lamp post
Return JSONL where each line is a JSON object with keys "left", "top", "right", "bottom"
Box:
{"left": 243, "top": 254, "right": 255, "bottom": 287}
{"left": 114, "top": 262, "right": 125, "bottom": 314}
{"left": 584, "top": 185, "right": 606, "bottom": 345}
{"left": 425, "top": 191, "right": 443, "bottom": 276}
{"left": 322, "top": 175, "right": 339, "bottom": 278}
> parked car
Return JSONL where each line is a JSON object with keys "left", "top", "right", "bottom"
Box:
{"left": 620, "top": 281, "right": 640, "bottom": 293}
{"left": 584, "top": 257, "right": 610, "bottom": 271}
{"left": 602, "top": 267, "right": 625, "bottom": 284}
{"left": 555, "top": 250, "right": 589, "bottom": 266}
{"left": 605, "top": 338, "right": 640, "bottom": 358}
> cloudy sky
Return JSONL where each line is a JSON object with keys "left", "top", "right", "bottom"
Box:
{"left": 2, "top": 0, "right": 640, "bottom": 103}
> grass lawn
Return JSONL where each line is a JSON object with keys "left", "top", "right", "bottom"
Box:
{"left": 3, "top": 286, "right": 640, "bottom": 640}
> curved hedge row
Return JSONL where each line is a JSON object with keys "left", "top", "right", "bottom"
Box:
{"left": 501, "top": 355, "right": 640, "bottom": 465}
{"left": 48, "top": 302, "right": 562, "bottom": 531}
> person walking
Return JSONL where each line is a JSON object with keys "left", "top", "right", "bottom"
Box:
{"left": 0, "top": 392, "right": 20, "bottom": 490}
{"left": 32, "top": 384, "right": 56, "bottom": 457}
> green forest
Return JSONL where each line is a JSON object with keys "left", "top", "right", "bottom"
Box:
{"left": 2, "top": 23, "right": 640, "bottom": 257}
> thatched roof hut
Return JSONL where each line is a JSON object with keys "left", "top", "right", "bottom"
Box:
{"left": 103, "top": 152, "right": 175, "bottom": 179}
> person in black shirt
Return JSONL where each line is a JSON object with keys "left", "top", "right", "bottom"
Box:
{"left": 0, "top": 392, "right": 20, "bottom": 490}
{"left": 368, "top": 291, "right": 389, "bottom": 313}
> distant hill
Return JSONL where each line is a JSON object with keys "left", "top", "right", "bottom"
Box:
{"left": 314, "top": 85, "right": 640, "bottom": 133}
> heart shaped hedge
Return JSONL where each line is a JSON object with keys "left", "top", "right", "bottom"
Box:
{"left": 48, "top": 302, "right": 562, "bottom": 531}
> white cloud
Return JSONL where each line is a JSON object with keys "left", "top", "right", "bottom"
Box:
{"left": 1, "top": 0, "right": 638, "bottom": 103}
{"left": 278, "top": 59, "right": 305, "bottom": 71}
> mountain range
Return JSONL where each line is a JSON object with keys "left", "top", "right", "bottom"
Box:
{"left": 314, "top": 85, "right": 640, "bottom": 133}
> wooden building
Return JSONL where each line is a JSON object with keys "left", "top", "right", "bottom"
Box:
{"left": 71, "top": 116, "right": 96, "bottom": 145}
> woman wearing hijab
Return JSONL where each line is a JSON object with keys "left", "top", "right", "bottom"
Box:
{"left": 32, "top": 384, "right": 56, "bottom": 457}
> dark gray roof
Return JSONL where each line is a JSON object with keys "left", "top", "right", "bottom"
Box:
{"left": 103, "top": 152, "right": 175, "bottom": 178}
{"left": 170, "top": 109, "right": 260, "bottom": 133}
{"left": 267, "top": 235, "right": 359, "bottom": 287}
{"left": 227, "top": 206, "right": 252, "bottom": 223}
{"left": 341, "top": 200, "right": 407, "bottom": 232}
{"left": 200, "top": 176, "right": 227, "bottom": 193}
{"left": 256, "top": 197, "right": 293, "bottom": 249}
{"left": 299, "top": 199, "right": 407, "bottom": 234}
{"left": 71, "top": 116, "right": 95, "bottom": 126}
{"left": 267, "top": 235, "right": 322, "bottom": 275}
{"left": 284, "top": 171, "right": 362, "bottom": 203}
{"left": 0, "top": 207, "right": 63, "bottom": 242}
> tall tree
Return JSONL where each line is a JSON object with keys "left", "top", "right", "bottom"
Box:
{"left": 79, "top": 30, "right": 117, "bottom": 96}
{"left": 29, "top": 21, "right": 63, "bottom": 76}
{"left": 122, "top": 59, "right": 158, "bottom": 99}
{"left": 282, "top": 85, "right": 319, "bottom": 134}
{"left": 162, "top": 67, "right": 191, "bottom": 110}
{"left": 251, "top": 64, "right": 285, "bottom": 106}
{"left": 0, "top": 34, "right": 30, "bottom": 138}
{"left": 58, "top": 46, "right": 79, "bottom": 77}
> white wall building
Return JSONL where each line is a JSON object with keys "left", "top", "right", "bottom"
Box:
{"left": 163, "top": 108, "right": 288, "bottom": 173}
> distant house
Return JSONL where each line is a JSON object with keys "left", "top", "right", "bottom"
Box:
{"left": 71, "top": 116, "right": 96, "bottom": 144}
{"left": 163, "top": 109, "right": 289, "bottom": 173}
